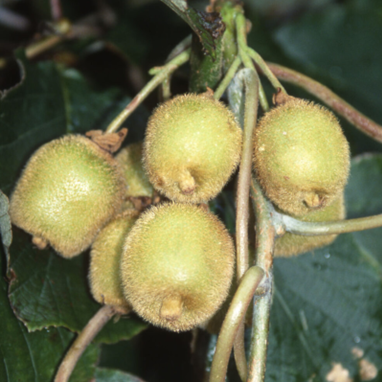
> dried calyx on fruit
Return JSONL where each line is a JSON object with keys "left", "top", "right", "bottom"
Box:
{"left": 275, "top": 193, "right": 345, "bottom": 257}
{"left": 120, "top": 203, "right": 235, "bottom": 332}
{"left": 143, "top": 91, "right": 243, "bottom": 203}
{"left": 9, "top": 134, "right": 126, "bottom": 258}
{"left": 89, "top": 210, "right": 138, "bottom": 311}
{"left": 253, "top": 94, "right": 350, "bottom": 216}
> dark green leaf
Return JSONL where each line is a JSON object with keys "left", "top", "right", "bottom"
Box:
{"left": 105, "top": 14, "right": 148, "bottom": 64}
{"left": 0, "top": 252, "right": 99, "bottom": 382}
{"left": 345, "top": 154, "right": 382, "bottom": 218}
{"left": 0, "top": 190, "right": 12, "bottom": 267}
{"left": 95, "top": 368, "right": 145, "bottom": 382}
{"left": 161, "top": 0, "right": 187, "bottom": 14}
{"left": 0, "top": 59, "right": 25, "bottom": 100}
{"left": 98, "top": 339, "right": 141, "bottom": 375}
{"left": 266, "top": 154, "right": 382, "bottom": 381}
{"left": 160, "top": 0, "right": 225, "bottom": 59}
{"left": 272, "top": 1, "right": 382, "bottom": 155}
{"left": 8, "top": 229, "right": 147, "bottom": 343}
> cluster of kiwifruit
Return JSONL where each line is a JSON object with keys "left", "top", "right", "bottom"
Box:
{"left": 9, "top": 87, "right": 350, "bottom": 331}
{"left": 253, "top": 93, "right": 350, "bottom": 256}
{"left": 9, "top": 91, "right": 242, "bottom": 332}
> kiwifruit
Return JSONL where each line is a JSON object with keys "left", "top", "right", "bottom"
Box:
{"left": 274, "top": 193, "right": 345, "bottom": 257}
{"left": 116, "top": 142, "right": 154, "bottom": 199}
{"left": 9, "top": 135, "right": 125, "bottom": 258}
{"left": 89, "top": 210, "right": 138, "bottom": 310}
{"left": 120, "top": 203, "right": 235, "bottom": 332}
{"left": 253, "top": 98, "right": 350, "bottom": 216}
{"left": 143, "top": 92, "right": 243, "bottom": 203}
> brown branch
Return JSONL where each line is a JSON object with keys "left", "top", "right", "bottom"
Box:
{"left": 105, "top": 50, "right": 190, "bottom": 133}
{"left": 209, "top": 266, "right": 265, "bottom": 382}
{"left": 267, "top": 62, "right": 382, "bottom": 144}
{"left": 232, "top": 68, "right": 259, "bottom": 381}
{"left": 246, "top": 177, "right": 276, "bottom": 382}
{"left": 54, "top": 305, "right": 117, "bottom": 382}
{"left": 278, "top": 211, "right": 382, "bottom": 236}
{"left": 51, "top": 0, "right": 63, "bottom": 21}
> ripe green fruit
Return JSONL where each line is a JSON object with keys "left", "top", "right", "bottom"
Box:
{"left": 115, "top": 142, "right": 154, "bottom": 199}
{"left": 116, "top": 141, "right": 155, "bottom": 210}
{"left": 143, "top": 92, "right": 243, "bottom": 203}
{"left": 89, "top": 210, "right": 138, "bottom": 310}
{"left": 253, "top": 98, "right": 350, "bottom": 216}
{"left": 9, "top": 135, "right": 125, "bottom": 258}
{"left": 120, "top": 203, "right": 235, "bottom": 332}
{"left": 274, "top": 193, "right": 345, "bottom": 257}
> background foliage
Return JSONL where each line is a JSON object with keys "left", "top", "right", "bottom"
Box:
{"left": 1, "top": 0, "right": 382, "bottom": 381}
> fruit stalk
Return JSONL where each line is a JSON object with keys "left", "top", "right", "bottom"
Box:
{"left": 276, "top": 210, "right": 382, "bottom": 236}
{"left": 209, "top": 266, "right": 265, "bottom": 382}
{"left": 214, "top": 56, "right": 242, "bottom": 100}
{"left": 246, "top": 48, "right": 286, "bottom": 94}
{"left": 166, "top": 35, "right": 192, "bottom": 61}
{"left": 54, "top": 305, "right": 117, "bottom": 382}
{"left": 266, "top": 62, "right": 382, "bottom": 144}
{"left": 235, "top": 13, "right": 269, "bottom": 112}
{"left": 161, "top": 75, "right": 172, "bottom": 101}
{"left": 105, "top": 49, "right": 190, "bottom": 134}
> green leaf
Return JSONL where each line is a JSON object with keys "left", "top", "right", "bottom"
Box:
{"left": 95, "top": 368, "right": 145, "bottom": 382}
{"left": 0, "top": 251, "right": 99, "bottom": 382}
{"left": 2, "top": 52, "right": 147, "bottom": 343}
{"left": 0, "top": 190, "right": 12, "bottom": 267}
{"left": 8, "top": 228, "right": 147, "bottom": 343}
{"left": 272, "top": 1, "right": 382, "bottom": 155}
{"left": 345, "top": 154, "right": 382, "bottom": 218}
{"left": 266, "top": 154, "right": 382, "bottom": 381}
{"left": 160, "top": 0, "right": 225, "bottom": 60}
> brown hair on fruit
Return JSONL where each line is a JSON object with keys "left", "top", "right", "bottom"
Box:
{"left": 9, "top": 135, "right": 125, "bottom": 258}
{"left": 143, "top": 92, "right": 243, "bottom": 203}
{"left": 89, "top": 210, "right": 138, "bottom": 310}
{"left": 253, "top": 98, "right": 350, "bottom": 216}
{"left": 274, "top": 193, "right": 345, "bottom": 257}
{"left": 120, "top": 203, "right": 235, "bottom": 332}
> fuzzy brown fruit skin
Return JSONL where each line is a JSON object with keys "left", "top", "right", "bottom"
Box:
{"left": 120, "top": 203, "right": 235, "bottom": 332}
{"left": 253, "top": 99, "right": 350, "bottom": 216}
{"left": 116, "top": 142, "right": 154, "bottom": 199}
{"left": 274, "top": 193, "right": 345, "bottom": 257}
{"left": 9, "top": 135, "right": 125, "bottom": 258}
{"left": 89, "top": 210, "right": 138, "bottom": 310}
{"left": 143, "top": 93, "right": 243, "bottom": 203}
